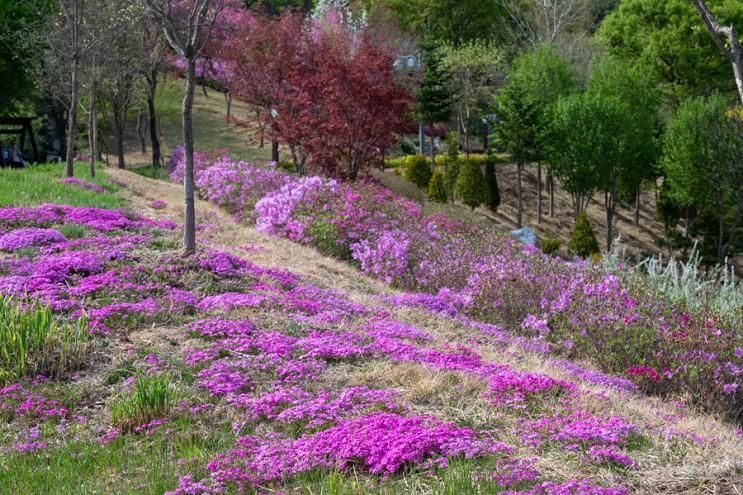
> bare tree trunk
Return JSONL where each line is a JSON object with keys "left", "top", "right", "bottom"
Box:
{"left": 88, "top": 81, "right": 97, "bottom": 178}
{"left": 516, "top": 160, "right": 523, "bottom": 228}
{"left": 430, "top": 132, "right": 436, "bottom": 172}
{"left": 137, "top": 107, "right": 147, "bottom": 154}
{"left": 113, "top": 99, "right": 126, "bottom": 169}
{"left": 183, "top": 57, "right": 197, "bottom": 255}
{"left": 548, "top": 167, "right": 554, "bottom": 217}
{"left": 147, "top": 73, "right": 161, "bottom": 168}
{"left": 606, "top": 177, "right": 617, "bottom": 252}
{"left": 224, "top": 91, "right": 232, "bottom": 121}
{"left": 271, "top": 125, "right": 279, "bottom": 163}
{"left": 66, "top": 54, "right": 80, "bottom": 177}
{"left": 718, "top": 207, "right": 724, "bottom": 265}
{"left": 537, "top": 162, "right": 542, "bottom": 224}
{"left": 634, "top": 184, "right": 641, "bottom": 225}
{"left": 692, "top": 0, "right": 743, "bottom": 105}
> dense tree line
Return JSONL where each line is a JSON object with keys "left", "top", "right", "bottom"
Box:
{"left": 1, "top": 0, "right": 741, "bottom": 261}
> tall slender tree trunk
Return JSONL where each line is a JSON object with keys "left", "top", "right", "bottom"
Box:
{"left": 66, "top": 54, "right": 80, "bottom": 177}
{"left": 548, "top": 167, "right": 555, "bottom": 217}
{"left": 635, "top": 184, "right": 641, "bottom": 225}
{"left": 717, "top": 197, "right": 726, "bottom": 265}
{"left": 516, "top": 160, "right": 523, "bottom": 228}
{"left": 113, "top": 101, "right": 125, "bottom": 169}
{"left": 137, "top": 107, "right": 147, "bottom": 154}
{"left": 224, "top": 91, "right": 232, "bottom": 121}
{"left": 605, "top": 177, "right": 617, "bottom": 252}
{"left": 271, "top": 132, "right": 279, "bottom": 164}
{"left": 430, "top": 132, "right": 436, "bottom": 171}
{"left": 88, "top": 80, "right": 97, "bottom": 178}
{"left": 537, "top": 162, "right": 542, "bottom": 224}
{"left": 182, "top": 56, "right": 197, "bottom": 255}
{"left": 147, "top": 93, "right": 161, "bottom": 168}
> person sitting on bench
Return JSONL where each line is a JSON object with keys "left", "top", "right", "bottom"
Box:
{"left": 0, "top": 142, "right": 9, "bottom": 167}
{"left": 9, "top": 141, "right": 26, "bottom": 168}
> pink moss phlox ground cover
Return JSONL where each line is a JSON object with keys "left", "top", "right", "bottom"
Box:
{"left": 0, "top": 204, "right": 679, "bottom": 494}
{"left": 0, "top": 204, "right": 176, "bottom": 231}
{"left": 195, "top": 412, "right": 513, "bottom": 491}
{"left": 177, "top": 148, "right": 743, "bottom": 419}
{"left": 0, "top": 228, "right": 66, "bottom": 252}
{"left": 0, "top": 382, "right": 68, "bottom": 421}
{"left": 58, "top": 177, "right": 105, "bottom": 193}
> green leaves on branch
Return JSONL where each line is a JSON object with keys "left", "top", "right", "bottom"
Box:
{"left": 661, "top": 94, "right": 743, "bottom": 263}
{"left": 598, "top": 0, "right": 743, "bottom": 105}
{"left": 496, "top": 44, "right": 578, "bottom": 166}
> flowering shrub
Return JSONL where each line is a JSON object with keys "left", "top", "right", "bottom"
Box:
{"left": 195, "top": 156, "right": 291, "bottom": 220}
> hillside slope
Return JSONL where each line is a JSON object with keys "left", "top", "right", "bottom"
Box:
{"left": 111, "top": 168, "right": 743, "bottom": 494}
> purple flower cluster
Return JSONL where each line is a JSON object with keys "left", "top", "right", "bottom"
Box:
{"left": 58, "top": 177, "right": 105, "bottom": 193}
{"left": 182, "top": 146, "right": 743, "bottom": 420}
{"left": 204, "top": 412, "right": 512, "bottom": 488}
{"left": 0, "top": 228, "right": 66, "bottom": 251}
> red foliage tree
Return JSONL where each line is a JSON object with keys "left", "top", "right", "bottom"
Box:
{"left": 227, "top": 12, "right": 306, "bottom": 166}
{"left": 227, "top": 11, "right": 413, "bottom": 180}
{"left": 289, "top": 22, "right": 413, "bottom": 179}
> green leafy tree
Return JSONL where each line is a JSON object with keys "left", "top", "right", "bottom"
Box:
{"left": 544, "top": 92, "right": 623, "bottom": 222}
{"left": 416, "top": 41, "right": 453, "bottom": 168}
{"left": 484, "top": 154, "right": 500, "bottom": 212}
{"left": 384, "top": 0, "right": 509, "bottom": 45}
{"left": 440, "top": 40, "right": 502, "bottom": 154}
{"left": 598, "top": 0, "right": 743, "bottom": 106}
{"left": 662, "top": 94, "right": 743, "bottom": 264}
{"left": 496, "top": 44, "right": 577, "bottom": 227}
{"left": 455, "top": 158, "right": 488, "bottom": 210}
{"left": 586, "top": 55, "right": 660, "bottom": 251}
{"left": 427, "top": 171, "right": 448, "bottom": 203}
{"left": 0, "top": 1, "right": 52, "bottom": 113}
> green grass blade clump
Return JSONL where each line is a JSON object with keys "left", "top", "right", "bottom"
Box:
{"left": 110, "top": 374, "right": 178, "bottom": 432}
{"left": 0, "top": 296, "right": 89, "bottom": 384}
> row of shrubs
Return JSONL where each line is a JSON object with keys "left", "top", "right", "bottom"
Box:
{"left": 391, "top": 151, "right": 602, "bottom": 260}
{"left": 390, "top": 152, "right": 501, "bottom": 213}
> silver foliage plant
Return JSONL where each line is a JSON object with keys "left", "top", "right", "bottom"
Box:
{"left": 603, "top": 236, "right": 742, "bottom": 317}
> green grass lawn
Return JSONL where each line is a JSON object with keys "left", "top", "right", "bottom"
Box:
{"left": 0, "top": 164, "right": 125, "bottom": 209}
{"left": 154, "top": 78, "right": 273, "bottom": 164}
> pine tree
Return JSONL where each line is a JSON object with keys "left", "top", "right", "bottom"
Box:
{"left": 428, "top": 171, "right": 448, "bottom": 203}
{"left": 568, "top": 213, "right": 600, "bottom": 258}
{"left": 444, "top": 131, "right": 460, "bottom": 201}
{"left": 416, "top": 41, "right": 453, "bottom": 167}
{"left": 455, "top": 158, "right": 488, "bottom": 210}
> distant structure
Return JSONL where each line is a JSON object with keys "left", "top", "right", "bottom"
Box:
{"left": 0, "top": 117, "right": 39, "bottom": 163}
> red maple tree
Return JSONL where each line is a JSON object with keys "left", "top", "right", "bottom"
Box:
{"left": 227, "top": 11, "right": 413, "bottom": 180}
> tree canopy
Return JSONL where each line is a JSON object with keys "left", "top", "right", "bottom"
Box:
{"left": 598, "top": 0, "right": 743, "bottom": 105}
